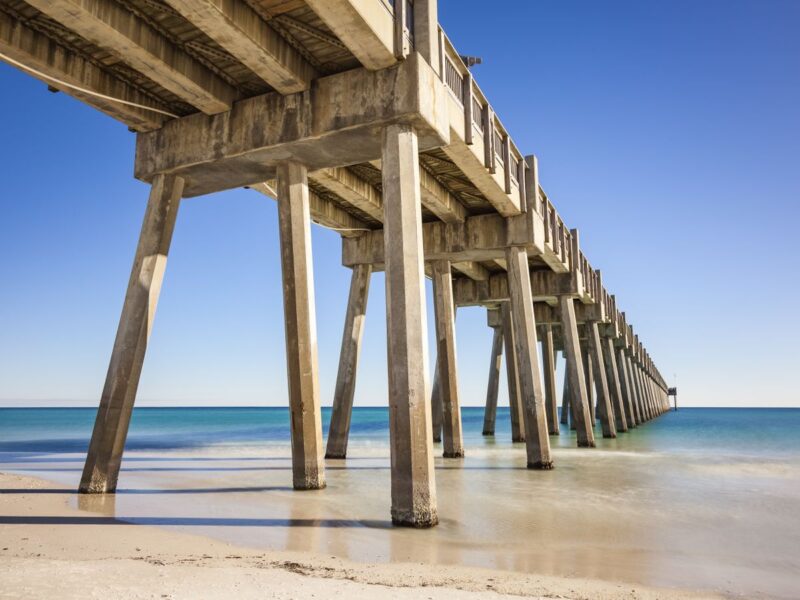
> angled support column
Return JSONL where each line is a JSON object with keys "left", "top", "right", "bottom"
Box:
{"left": 625, "top": 352, "right": 643, "bottom": 424}
{"left": 581, "top": 342, "right": 595, "bottom": 423}
{"left": 603, "top": 337, "right": 628, "bottom": 432}
{"left": 501, "top": 303, "right": 525, "bottom": 443}
{"left": 326, "top": 264, "right": 372, "bottom": 459}
{"left": 80, "top": 174, "right": 183, "bottom": 493}
{"left": 382, "top": 124, "right": 437, "bottom": 527}
{"left": 430, "top": 364, "right": 443, "bottom": 442}
{"left": 541, "top": 325, "right": 559, "bottom": 435}
{"left": 432, "top": 260, "right": 464, "bottom": 458}
{"left": 506, "top": 246, "right": 552, "bottom": 468}
{"left": 482, "top": 321, "right": 504, "bottom": 436}
{"left": 277, "top": 162, "right": 325, "bottom": 490}
{"left": 586, "top": 321, "right": 617, "bottom": 438}
{"left": 634, "top": 362, "right": 649, "bottom": 421}
{"left": 560, "top": 350, "right": 570, "bottom": 426}
{"left": 559, "top": 296, "right": 595, "bottom": 447}
{"left": 616, "top": 346, "right": 637, "bottom": 427}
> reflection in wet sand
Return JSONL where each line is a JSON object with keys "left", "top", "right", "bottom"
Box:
{"left": 8, "top": 433, "right": 800, "bottom": 600}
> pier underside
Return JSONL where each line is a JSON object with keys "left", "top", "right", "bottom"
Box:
{"left": 2, "top": 0, "right": 671, "bottom": 527}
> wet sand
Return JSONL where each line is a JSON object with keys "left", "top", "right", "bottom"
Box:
{"left": 0, "top": 471, "right": 728, "bottom": 600}
{"left": 2, "top": 437, "right": 798, "bottom": 599}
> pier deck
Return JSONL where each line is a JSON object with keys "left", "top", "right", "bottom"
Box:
{"left": 1, "top": 0, "right": 671, "bottom": 526}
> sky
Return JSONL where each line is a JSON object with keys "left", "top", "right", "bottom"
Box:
{"left": 0, "top": 0, "right": 798, "bottom": 408}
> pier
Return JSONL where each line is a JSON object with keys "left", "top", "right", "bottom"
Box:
{"left": 1, "top": 0, "right": 670, "bottom": 527}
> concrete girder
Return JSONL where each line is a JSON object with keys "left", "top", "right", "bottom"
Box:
{"left": 304, "top": 0, "right": 396, "bottom": 70}
{"left": 26, "top": 0, "right": 238, "bottom": 115}
{"left": 0, "top": 13, "right": 168, "bottom": 132}
{"left": 164, "top": 0, "right": 316, "bottom": 94}
{"left": 343, "top": 212, "right": 546, "bottom": 267}
{"left": 134, "top": 54, "right": 450, "bottom": 197}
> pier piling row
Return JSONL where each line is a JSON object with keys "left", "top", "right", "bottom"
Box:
{"left": 2, "top": 0, "right": 670, "bottom": 527}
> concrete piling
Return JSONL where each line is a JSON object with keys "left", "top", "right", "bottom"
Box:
{"left": 277, "top": 161, "right": 326, "bottom": 490}
{"left": 80, "top": 173, "right": 183, "bottom": 494}
{"left": 541, "top": 324, "right": 560, "bottom": 435}
{"left": 482, "top": 313, "right": 503, "bottom": 436}
{"left": 432, "top": 260, "right": 464, "bottom": 458}
{"left": 501, "top": 303, "right": 526, "bottom": 443}
{"left": 326, "top": 263, "right": 372, "bottom": 459}
{"left": 381, "top": 124, "right": 437, "bottom": 527}
{"left": 559, "top": 296, "right": 596, "bottom": 448}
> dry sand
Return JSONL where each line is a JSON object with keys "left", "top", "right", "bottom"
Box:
{"left": 0, "top": 472, "right": 726, "bottom": 600}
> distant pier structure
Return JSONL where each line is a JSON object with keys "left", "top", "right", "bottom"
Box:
{"left": 1, "top": 0, "right": 671, "bottom": 527}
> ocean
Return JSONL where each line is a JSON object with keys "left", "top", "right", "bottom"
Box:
{"left": 1, "top": 407, "right": 799, "bottom": 598}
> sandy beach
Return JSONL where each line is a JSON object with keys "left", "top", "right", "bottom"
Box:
{"left": 0, "top": 471, "right": 732, "bottom": 600}
{"left": 3, "top": 408, "right": 800, "bottom": 600}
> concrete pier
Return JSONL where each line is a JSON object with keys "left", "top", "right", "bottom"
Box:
{"left": 586, "top": 320, "right": 617, "bottom": 439}
{"left": 507, "top": 246, "right": 552, "bottom": 469}
{"left": 603, "top": 336, "right": 628, "bottom": 433}
{"left": 582, "top": 343, "right": 595, "bottom": 423}
{"left": 430, "top": 365, "right": 443, "bottom": 443}
{"left": 432, "top": 260, "right": 464, "bottom": 458}
{"left": 559, "top": 296, "right": 595, "bottom": 448}
{"left": 1, "top": 0, "right": 672, "bottom": 526}
{"left": 80, "top": 174, "right": 183, "bottom": 493}
{"left": 277, "top": 161, "right": 326, "bottom": 490}
{"left": 325, "top": 264, "right": 372, "bottom": 459}
{"left": 616, "top": 345, "right": 637, "bottom": 427}
{"left": 382, "top": 124, "right": 437, "bottom": 527}
{"left": 560, "top": 351, "right": 570, "bottom": 427}
{"left": 541, "top": 324, "right": 560, "bottom": 435}
{"left": 501, "top": 304, "right": 526, "bottom": 443}
{"left": 482, "top": 311, "right": 503, "bottom": 436}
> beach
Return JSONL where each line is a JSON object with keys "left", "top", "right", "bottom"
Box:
{"left": 1, "top": 407, "right": 799, "bottom": 599}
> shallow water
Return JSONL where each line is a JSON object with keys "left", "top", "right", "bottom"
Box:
{"left": 1, "top": 407, "right": 799, "bottom": 599}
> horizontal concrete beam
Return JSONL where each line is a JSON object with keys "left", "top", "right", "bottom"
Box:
{"left": 309, "top": 167, "right": 383, "bottom": 222}
{"left": 304, "top": 0, "right": 396, "bottom": 70}
{"left": 26, "top": 0, "right": 237, "bottom": 114}
{"left": 342, "top": 212, "right": 544, "bottom": 266}
{"left": 164, "top": 0, "right": 316, "bottom": 94}
{"left": 0, "top": 12, "right": 168, "bottom": 132}
{"left": 135, "top": 53, "right": 450, "bottom": 197}
{"left": 452, "top": 271, "right": 580, "bottom": 306}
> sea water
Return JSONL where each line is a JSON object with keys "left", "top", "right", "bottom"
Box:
{"left": 1, "top": 407, "right": 799, "bottom": 598}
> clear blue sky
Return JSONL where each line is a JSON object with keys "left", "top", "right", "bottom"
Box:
{"left": 1, "top": 0, "right": 798, "bottom": 408}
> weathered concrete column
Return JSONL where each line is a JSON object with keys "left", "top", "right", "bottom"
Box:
{"left": 625, "top": 352, "right": 643, "bottom": 424}
{"left": 382, "top": 124, "right": 437, "bottom": 527}
{"left": 413, "top": 0, "right": 439, "bottom": 75}
{"left": 501, "top": 303, "right": 525, "bottom": 443}
{"left": 616, "top": 345, "right": 637, "bottom": 427}
{"left": 506, "top": 246, "right": 552, "bottom": 468}
{"left": 642, "top": 370, "right": 653, "bottom": 419}
{"left": 581, "top": 342, "right": 595, "bottom": 422}
{"left": 482, "top": 319, "right": 503, "bottom": 436}
{"left": 634, "top": 362, "right": 649, "bottom": 421}
{"left": 432, "top": 260, "right": 464, "bottom": 458}
{"left": 560, "top": 349, "right": 570, "bottom": 426}
{"left": 603, "top": 336, "right": 628, "bottom": 433}
{"left": 559, "top": 296, "right": 595, "bottom": 447}
{"left": 586, "top": 321, "right": 617, "bottom": 439}
{"left": 80, "top": 174, "right": 183, "bottom": 494}
{"left": 430, "top": 364, "right": 443, "bottom": 442}
{"left": 326, "top": 264, "right": 372, "bottom": 459}
{"left": 541, "top": 325, "right": 559, "bottom": 435}
{"left": 277, "top": 161, "right": 326, "bottom": 490}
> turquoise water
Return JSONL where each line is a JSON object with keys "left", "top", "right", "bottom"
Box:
{"left": 2, "top": 407, "right": 799, "bottom": 598}
{"left": 2, "top": 406, "right": 799, "bottom": 460}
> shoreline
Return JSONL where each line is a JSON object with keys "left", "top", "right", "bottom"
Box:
{"left": 0, "top": 471, "right": 726, "bottom": 600}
